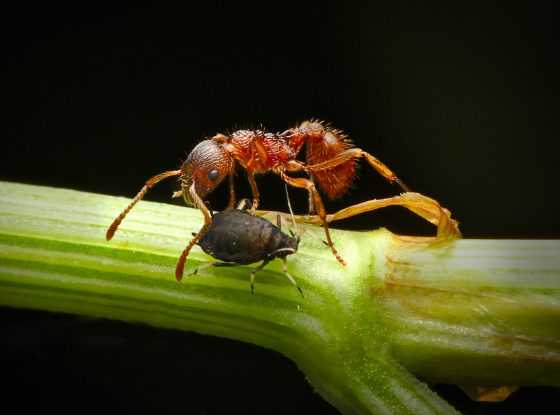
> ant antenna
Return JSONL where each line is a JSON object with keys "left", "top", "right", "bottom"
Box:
{"left": 284, "top": 182, "right": 299, "bottom": 237}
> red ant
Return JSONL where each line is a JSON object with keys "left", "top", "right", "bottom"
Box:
{"left": 106, "top": 120, "right": 410, "bottom": 279}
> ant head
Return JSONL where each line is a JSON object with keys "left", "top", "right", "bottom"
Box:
{"left": 181, "top": 139, "right": 233, "bottom": 200}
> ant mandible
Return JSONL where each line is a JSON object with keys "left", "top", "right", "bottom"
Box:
{"left": 106, "top": 120, "right": 409, "bottom": 279}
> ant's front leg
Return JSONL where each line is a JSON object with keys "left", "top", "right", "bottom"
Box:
{"left": 176, "top": 183, "right": 213, "bottom": 281}
{"left": 227, "top": 171, "right": 237, "bottom": 208}
{"left": 280, "top": 172, "right": 346, "bottom": 266}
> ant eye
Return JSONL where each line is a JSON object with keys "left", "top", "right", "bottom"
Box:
{"left": 208, "top": 169, "right": 220, "bottom": 181}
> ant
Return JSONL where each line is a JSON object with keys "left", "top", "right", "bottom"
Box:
{"left": 106, "top": 120, "right": 410, "bottom": 279}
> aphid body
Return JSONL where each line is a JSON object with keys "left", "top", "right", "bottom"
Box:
{"left": 192, "top": 208, "right": 302, "bottom": 296}
{"left": 198, "top": 209, "right": 298, "bottom": 264}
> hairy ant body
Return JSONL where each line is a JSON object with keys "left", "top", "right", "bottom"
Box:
{"left": 106, "top": 120, "right": 409, "bottom": 279}
{"left": 191, "top": 203, "right": 302, "bottom": 296}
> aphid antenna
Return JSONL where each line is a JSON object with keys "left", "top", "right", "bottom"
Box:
{"left": 284, "top": 182, "right": 299, "bottom": 238}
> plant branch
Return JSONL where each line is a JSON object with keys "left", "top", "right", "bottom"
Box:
{"left": 1, "top": 181, "right": 559, "bottom": 414}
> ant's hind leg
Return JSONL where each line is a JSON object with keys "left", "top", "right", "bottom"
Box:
{"left": 280, "top": 173, "right": 346, "bottom": 266}
{"left": 361, "top": 151, "right": 410, "bottom": 192}
{"left": 308, "top": 148, "right": 410, "bottom": 192}
{"left": 294, "top": 193, "right": 461, "bottom": 240}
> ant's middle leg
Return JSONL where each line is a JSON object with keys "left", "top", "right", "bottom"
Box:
{"left": 280, "top": 173, "right": 346, "bottom": 266}
{"left": 246, "top": 169, "right": 261, "bottom": 213}
{"left": 285, "top": 160, "right": 316, "bottom": 214}
{"left": 308, "top": 148, "right": 410, "bottom": 192}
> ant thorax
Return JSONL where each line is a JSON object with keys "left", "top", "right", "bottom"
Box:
{"left": 229, "top": 130, "right": 297, "bottom": 173}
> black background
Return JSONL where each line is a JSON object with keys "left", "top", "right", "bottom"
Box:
{"left": 2, "top": 3, "right": 559, "bottom": 414}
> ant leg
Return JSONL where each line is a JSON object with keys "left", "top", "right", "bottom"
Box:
{"left": 280, "top": 173, "right": 346, "bottom": 266}
{"left": 227, "top": 170, "right": 237, "bottom": 208}
{"left": 308, "top": 192, "right": 316, "bottom": 214}
{"left": 246, "top": 170, "right": 260, "bottom": 213}
{"left": 175, "top": 183, "right": 213, "bottom": 281}
{"left": 250, "top": 259, "right": 271, "bottom": 295}
{"left": 328, "top": 193, "right": 460, "bottom": 238}
{"left": 188, "top": 182, "right": 213, "bottom": 224}
{"left": 285, "top": 160, "right": 316, "bottom": 214}
{"left": 176, "top": 225, "right": 209, "bottom": 281}
{"left": 308, "top": 148, "right": 410, "bottom": 192}
{"left": 106, "top": 170, "right": 182, "bottom": 240}
{"left": 294, "top": 193, "right": 461, "bottom": 240}
{"left": 282, "top": 258, "right": 304, "bottom": 297}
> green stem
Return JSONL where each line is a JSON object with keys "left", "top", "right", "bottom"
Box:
{"left": 1, "top": 181, "right": 559, "bottom": 414}
{"left": 382, "top": 236, "right": 560, "bottom": 386}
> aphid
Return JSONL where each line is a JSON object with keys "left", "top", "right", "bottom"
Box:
{"left": 189, "top": 204, "right": 303, "bottom": 296}
{"left": 106, "top": 120, "right": 409, "bottom": 278}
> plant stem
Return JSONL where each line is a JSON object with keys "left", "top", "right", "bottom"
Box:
{"left": 1, "top": 181, "right": 559, "bottom": 414}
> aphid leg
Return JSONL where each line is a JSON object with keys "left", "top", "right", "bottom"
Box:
{"left": 307, "top": 148, "right": 410, "bottom": 192}
{"left": 190, "top": 261, "right": 235, "bottom": 276}
{"left": 250, "top": 259, "right": 270, "bottom": 295}
{"left": 175, "top": 183, "right": 214, "bottom": 281}
{"left": 106, "top": 170, "right": 182, "bottom": 240}
{"left": 246, "top": 169, "right": 260, "bottom": 214}
{"left": 282, "top": 258, "right": 304, "bottom": 297}
{"left": 283, "top": 182, "right": 300, "bottom": 236}
{"left": 280, "top": 173, "right": 346, "bottom": 266}
{"left": 236, "top": 198, "right": 252, "bottom": 210}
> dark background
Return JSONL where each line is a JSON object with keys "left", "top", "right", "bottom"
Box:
{"left": 2, "top": 3, "right": 559, "bottom": 414}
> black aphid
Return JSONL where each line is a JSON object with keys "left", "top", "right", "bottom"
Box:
{"left": 192, "top": 207, "right": 303, "bottom": 296}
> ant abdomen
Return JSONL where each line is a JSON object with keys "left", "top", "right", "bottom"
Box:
{"left": 301, "top": 121, "right": 356, "bottom": 200}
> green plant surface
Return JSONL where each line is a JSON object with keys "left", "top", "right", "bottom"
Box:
{"left": 0, "top": 181, "right": 559, "bottom": 415}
